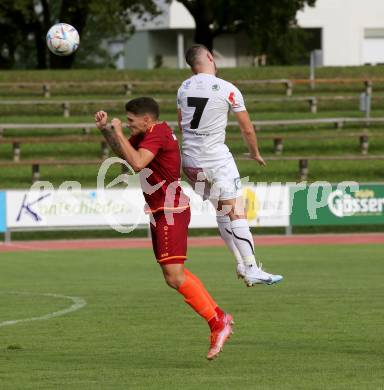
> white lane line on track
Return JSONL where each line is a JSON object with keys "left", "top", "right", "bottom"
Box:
{"left": 0, "top": 292, "right": 87, "bottom": 328}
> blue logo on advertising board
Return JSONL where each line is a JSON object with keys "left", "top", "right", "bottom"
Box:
{"left": 0, "top": 192, "right": 6, "bottom": 233}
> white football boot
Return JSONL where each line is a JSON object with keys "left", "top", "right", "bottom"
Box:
{"left": 236, "top": 263, "right": 246, "bottom": 279}
{"left": 243, "top": 263, "right": 283, "bottom": 287}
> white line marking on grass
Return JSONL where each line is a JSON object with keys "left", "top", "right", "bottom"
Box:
{"left": 0, "top": 292, "right": 87, "bottom": 328}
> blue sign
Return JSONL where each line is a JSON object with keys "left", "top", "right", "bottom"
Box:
{"left": 0, "top": 192, "right": 6, "bottom": 233}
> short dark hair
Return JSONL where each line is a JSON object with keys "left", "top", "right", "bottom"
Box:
{"left": 185, "top": 44, "right": 210, "bottom": 68}
{"left": 125, "top": 97, "right": 159, "bottom": 119}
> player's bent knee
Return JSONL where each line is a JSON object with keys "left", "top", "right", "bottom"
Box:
{"left": 165, "top": 278, "right": 178, "bottom": 289}
{"left": 164, "top": 274, "right": 184, "bottom": 289}
{"left": 161, "top": 263, "right": 185, "bottom": 289}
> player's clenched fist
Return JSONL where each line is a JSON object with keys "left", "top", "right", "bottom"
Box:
{"left": 95, "top": 110, "right": 108, "bottom": 130}
{"left": 111, "top": 118, "right": 123, "bottom": 134}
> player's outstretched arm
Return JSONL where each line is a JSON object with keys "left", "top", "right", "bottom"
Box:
{"left": 235, "top": 110, "right": 266, "bottom": 166}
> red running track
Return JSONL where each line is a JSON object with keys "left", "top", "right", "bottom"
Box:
{"left": 0, "top": 233, "right": 383, "bottom": 253}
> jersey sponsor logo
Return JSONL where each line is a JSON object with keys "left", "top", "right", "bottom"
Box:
{"left": 184, "top": 129, "right": 209, "bottom": 136}
{"left": 183, "top": 80, "right": 191, "bottom": 89}
{"left": 228, "top": 92, "right": 235, "bottom": 105}
{"left": 228, "top": 91, "right": 241, "bottom": 108}
{"left": 212, "top": 84, "right": 220, "bottom": 91}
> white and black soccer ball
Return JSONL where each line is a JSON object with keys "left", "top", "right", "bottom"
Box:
{"left": 46, "top": 23, "right": 80, "bottom": 56}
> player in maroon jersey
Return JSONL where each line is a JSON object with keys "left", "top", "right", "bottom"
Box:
{"left": 95, "top": 97, "right": 233, "bottom": 360}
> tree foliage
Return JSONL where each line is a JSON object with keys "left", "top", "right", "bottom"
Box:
{"left": 0, "top": 0, "right": 160, "bottom": 69}
{"left": 176, "top": 0, "right": 317, "bottom": 63}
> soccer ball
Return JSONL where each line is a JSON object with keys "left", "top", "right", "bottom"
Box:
{"left": 46, "top": 23, "right": 80, "bottom": 56}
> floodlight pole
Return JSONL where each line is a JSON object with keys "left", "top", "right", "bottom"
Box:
{"left": 4, "top": 230, "right": 11, "bottom": 243}
{"left": 365, "top": 81, "right": 372, "bottom": 120}
{"left": 365, "top": 93, "right": 371, "bottom": 120}
{"left": 360, "top": 81, "right": 372, "bottom": 122}
{"left": 310, "top": 51, "right": 315, "bottom": 90}
{"left": 285, "top": 225, "right": 292, "bottom": 235}
{"left": 177, "top": 32, "right": 184, "bottom": 69}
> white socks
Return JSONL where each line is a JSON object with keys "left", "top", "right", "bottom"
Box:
{"left": 216, "top": 215, "right": 243, "bottom": 266}
{"left": 230, "top": 219, "right": 257, "bottom": 267}
{"left": 216, "top": 215, "right": 258, "bottom": 268}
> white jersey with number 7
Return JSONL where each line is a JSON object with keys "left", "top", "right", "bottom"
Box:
{"left": 177, "top": 73, "right": 246, "bottom": 167}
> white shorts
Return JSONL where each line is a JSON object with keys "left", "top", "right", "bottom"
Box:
{"left": 183, "top": 156, "right": 242, "bottom": 201}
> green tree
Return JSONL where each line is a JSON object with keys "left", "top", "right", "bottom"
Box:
{"left": 176, "top": 0, "right": 316, "bottom": 62}
{"left": 0, "top": 0, "right": 160, "bottom": 69}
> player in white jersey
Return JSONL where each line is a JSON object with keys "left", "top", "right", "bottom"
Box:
{"left": 177, "top": 44, "right": 283, "bottom": 286}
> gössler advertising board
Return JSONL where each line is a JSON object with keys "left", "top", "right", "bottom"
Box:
{"left": 291, "top": 183, "right": 384, "bottom": 226}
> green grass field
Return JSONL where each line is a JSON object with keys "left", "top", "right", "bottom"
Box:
{"left": 1, "top": 244, "right": 383, "bottom": 389}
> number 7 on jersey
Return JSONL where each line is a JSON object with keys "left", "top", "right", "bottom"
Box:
{"left": 187, "top": 97, "right": 209, "bottom": 129}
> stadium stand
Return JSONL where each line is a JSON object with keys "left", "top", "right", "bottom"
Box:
{"left": 4, "top": 95, "right": 383, "bottom": 115}
{"left": 2, "top": 117, "right": 384, "bottom": 136}
{"left": 1, "top": 76, "right": 383, "bottom": 186}
{"left": 0, "top": 78, "right": 380, "bottom": 96}
{"left": 1, "top": 154, "right": 383, "bottom": 183}
{"left": 239, "top": 154, "right": 384, "bottom": 180}
{"left": 0, "top": 136, "right": 108, "bottom": 161}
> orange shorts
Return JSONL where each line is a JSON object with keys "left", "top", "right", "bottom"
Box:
{"left": 150, "top": 207, "right": 190, "bottom": 265}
